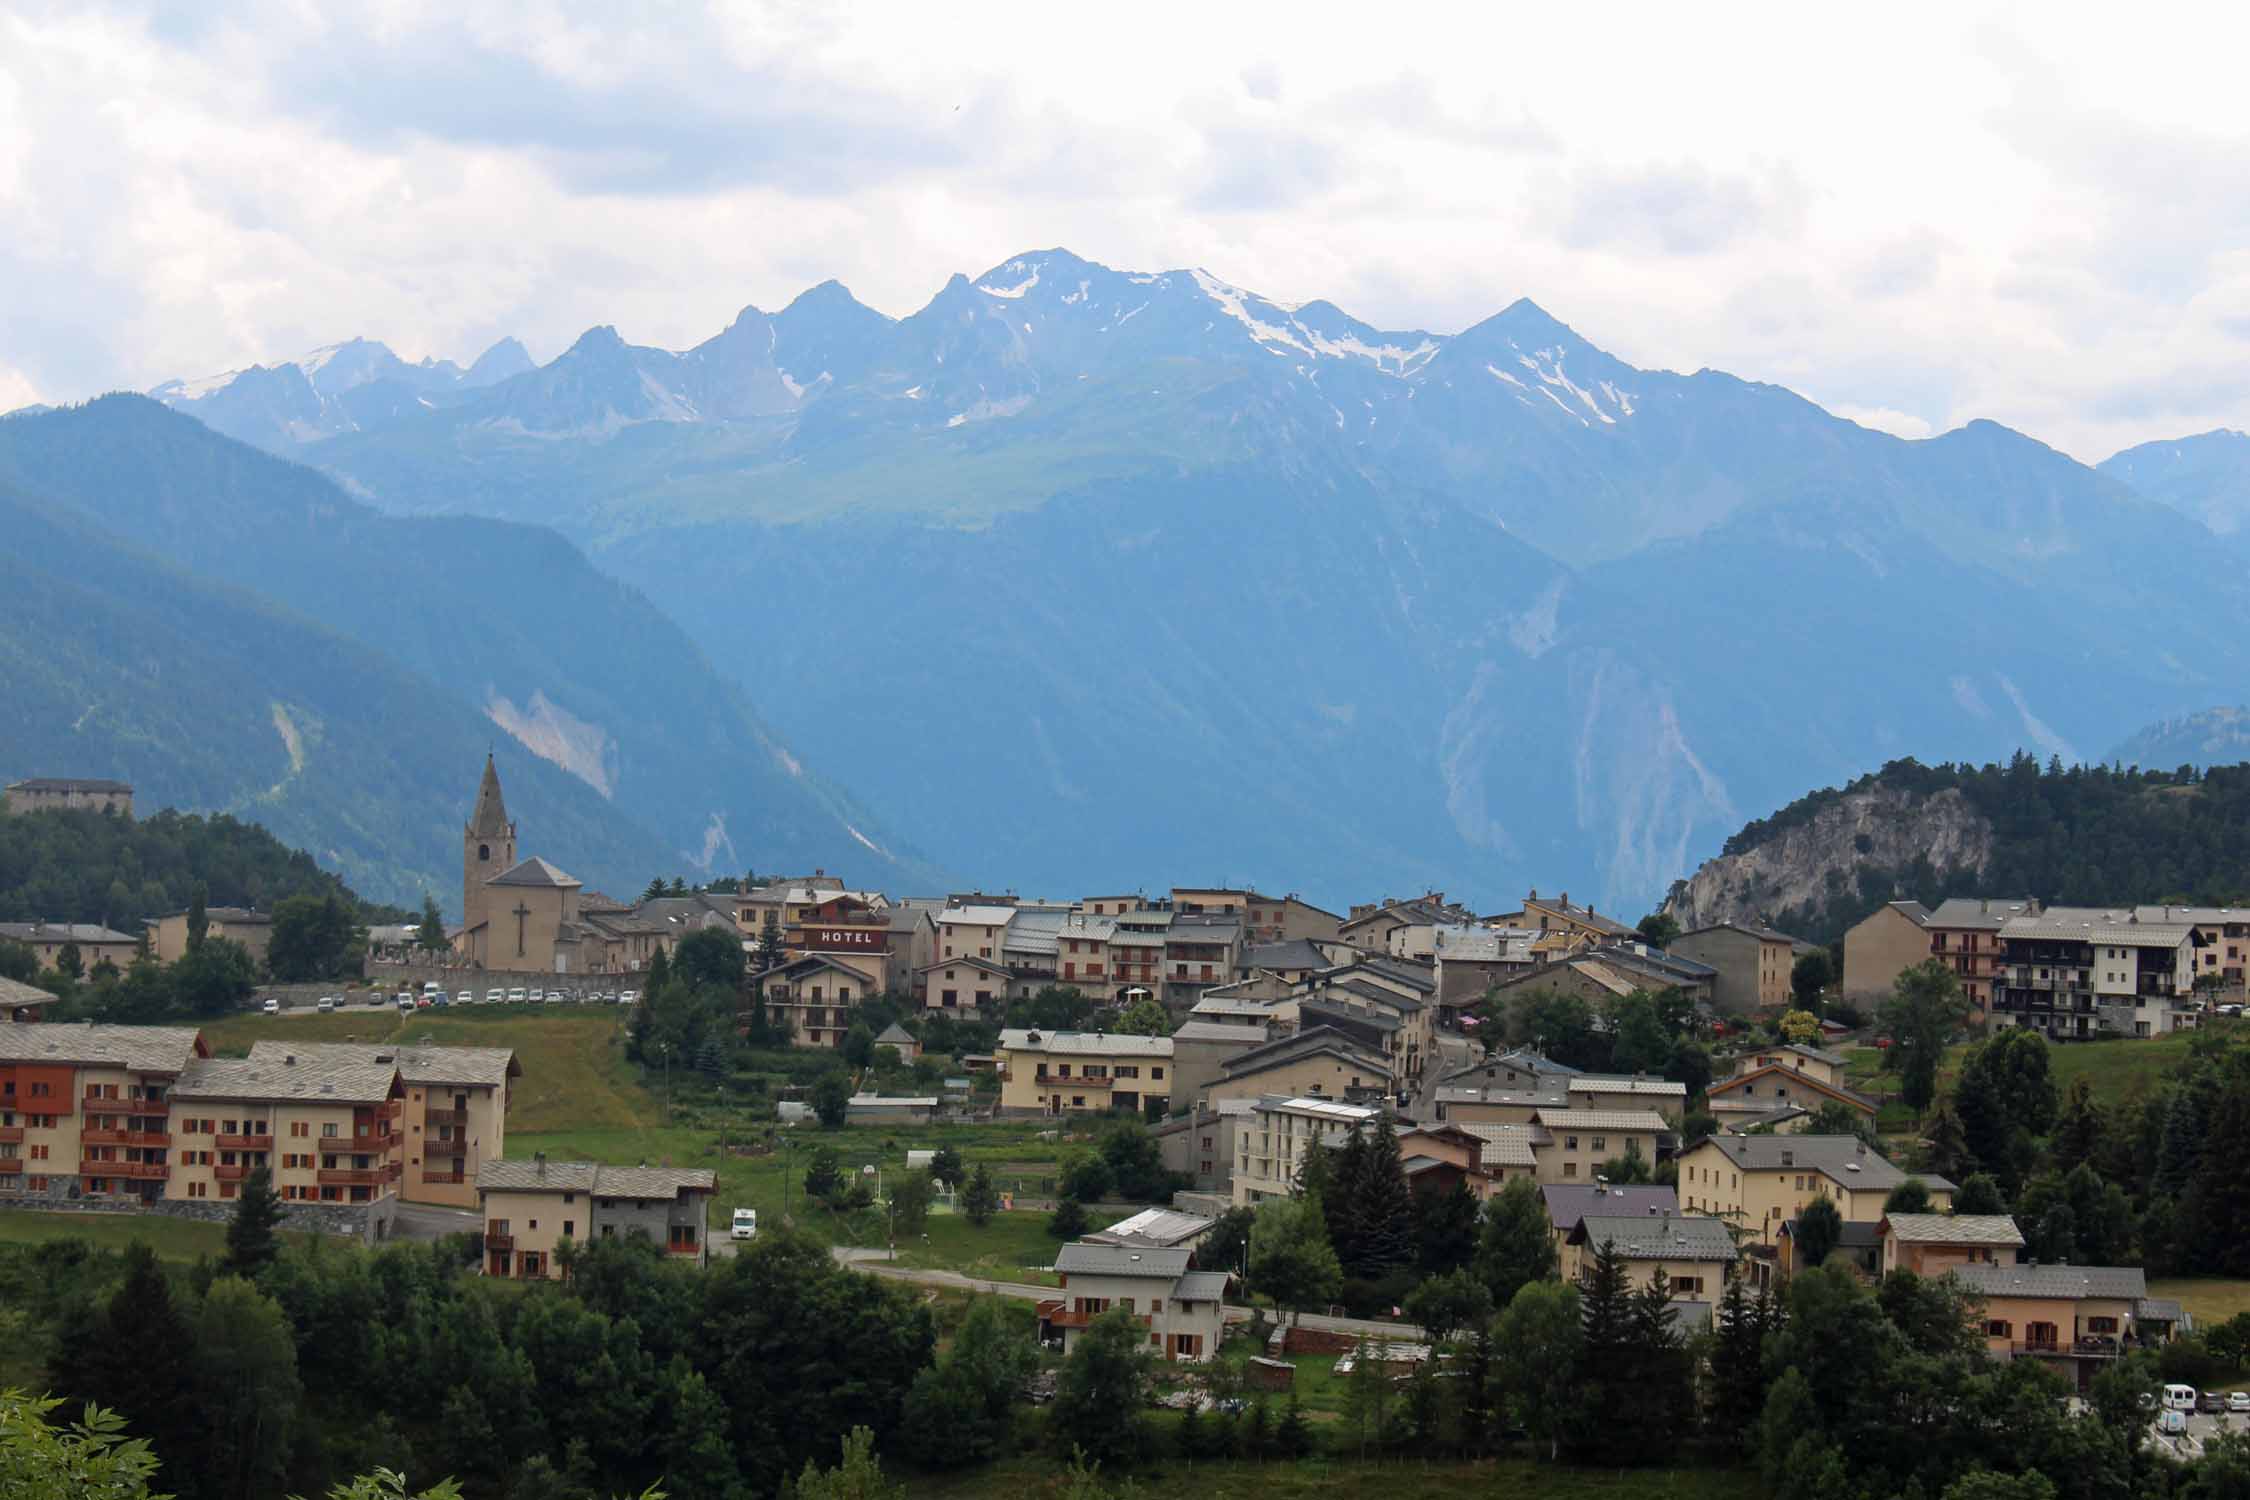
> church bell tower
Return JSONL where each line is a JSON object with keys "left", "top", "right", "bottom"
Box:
{"left": 464, "top": 753, "right": 517, "bottom": 932}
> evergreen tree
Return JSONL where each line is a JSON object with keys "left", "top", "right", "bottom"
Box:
{"left": 657, "top": 1360, "right": 740, "bottom": 1500}
{"left": 1325, "top": 1124, "right": 1371, "bottom": 1273}
{"left": 1350, "top": 1116, "right": 1415, "bottom": 1277}
{"left": 1240, "top": 1398, "right": 1273, "bottom": 1461}
{"left": 1622, "top": 1270, "right": 1692, "bottom": 1462}
{"left": 928, "top": 1144, "right": 967, "bottom": 1191}
{"left": 1793, "top": 1194, "right": 1843, "bottom": 1269}
{"left": 1278, "top": 1393, "right": 1314, "bottom": 1458}
{"left": 1048, "top": 1309, "right": 1152, "bottom": 1468}
{"left": 1708, "top": 1275, "right": 1774, "bottom": 1448}
{"left": 962, "top": 1163, "right": 999, "bottom": 1227}
{"left": 1048, "top": 1195, "right": 1090, "bottom": 1240}
{"left": 187, "top": 881, "right": 209, "bottom": 952}
{"left": 1414, "top": 1177, "right": 1481, "bottom": 1275}
{"left": 2051, "top": 1077, "right": 2105, "bottom": 1175}
{"left": 414, "top": 894, "right": 448, "bottom": 952}
{"left": 223, "top": 1165, "right": 286, "bottom": 1278}
{"left": 645, "top": 946, "right": 671, "bottom": 995}
{"left": 1921, "top": 1099, "right": 1974, "bottom": 1182}
{"left": 1952, "top": 1172, "right": 2008, "bottom": 1216}
{"left": 2157, "top": 1074, "right": 2215, "bottom": 1198}
{"left": 49, "top": 1247, "right": 204, "bottom": 1498}
{"left": 1472, "top": 1176, "right": 1556, "bottom": 1308}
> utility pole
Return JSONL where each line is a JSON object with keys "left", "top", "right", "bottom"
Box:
{"left": 658, "top": 1041, "right": 672, "bottom": 1126}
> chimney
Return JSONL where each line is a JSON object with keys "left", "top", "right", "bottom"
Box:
{"left": 284, "top": 1053, "right": 296, "bottom": 1065}
{"left": 1560, "top": 892, "right": 1568, "bottom": 909}
{"left": 534, "top": 1150, "right": 546, "bottom": 1177}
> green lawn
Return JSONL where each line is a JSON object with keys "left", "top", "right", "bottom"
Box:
{"left": 2149, "top": 1277, "right": 2250, "bottom": 1329}
{"left": 0, "top": 1211, "right": 300, "bottom": 1261}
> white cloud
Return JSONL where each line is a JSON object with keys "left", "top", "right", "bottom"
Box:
{"left": 7, "top": 2, "right": 2250, "bottom": 461}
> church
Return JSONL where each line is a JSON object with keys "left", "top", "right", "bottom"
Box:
{"left": 455, "top": 755, "right": 589, "bottom": 972}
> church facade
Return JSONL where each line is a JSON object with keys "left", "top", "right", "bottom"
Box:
{"left": 454, "top": 756, "right": 591, "bottom": 972}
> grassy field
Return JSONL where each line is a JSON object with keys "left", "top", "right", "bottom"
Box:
{"left": 0, "top": 1211, "right": 302, "bottom": 1261}
{"left": 2149, "top": 1277, "right": 2250, "bottom": 1328}
{"left": 1845, "top": 1020, "right": 2237, "bottom": 1113}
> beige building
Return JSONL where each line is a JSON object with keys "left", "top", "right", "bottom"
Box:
{"left": 247, "top": 1041, "right": 518, "bottom": 1208}
{"left": 759, "top": 956, "right": 883, "bottom": 1048}
{"left": 1168, "top": 1020, "right": 1269, "bottom": 1106}
{"left": 1707, "top": 1044, "right": 1877, "bottom": 1130}
{"left": 1670, "top": 921, "right": 1800, "bottom": 1013}
{"left": 1949, "top": 1262, "right": 2149, "bottom": 1389}
{"left": 1566, "top": 1074, "right": 1688, "bottom": 1123}
{"left": 915, "top": 956, "right": 1011, "bottom": 1016}
{"left": 169, "top": 1054, "right": 403, "bottom": 1210}
{"left": 1842, "top": 901, "right": 1933, "bottom": 1002}
{"left": 1528, "top": 1107, "right": 1667, "bottom": 1184}
{"left": 1232, "top": 1094, "right": 1380, "bottom": 1207}
{"left": 0, "top": 1021, "right": 206, "bottom": 1205}
{"left": 995, "top": 1029, "right": 1173, "bottom": 1115}
{"left": 0, "top": 921, "right": 142, "bottom": 973}
{"left": 4, "top": 777, "right": 133, "bottom": 817}
{"left": 1485, "top": 889, "right": 1637, "bottom": 958}
{"left": 479, "top": 1156, "right": 717, "bottom": 1280}
{"left": 1155, "top": 1098, "right": 1256, "bottom": 1194}
{"left": 148, "top": 907, "right": 273, "bottom": 967}
{"left": 1677, "top": 1134, "right": 1955, "bottom": 1246}
{"left": 1040, "top": 1242, "right": 1229, "bottom": 1362}
{"left": 1238, "top": 893, "right": 1344, "bottom": 946}
{"left": 937, "top": 905, "right": 1015, "bottom": 963}
{"left": 1878, "top": 1212, "right": 2024, "bottom": 1277}
{"left": 1206, "top": 1028, "right": 1394, "bottom": 1110}
{"left": 1563, "top": 1212, "right": 1736, "bottom": 1298}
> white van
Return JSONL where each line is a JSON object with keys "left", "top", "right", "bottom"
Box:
{"left": 2163, "top": 1383, "right": 2199, "bottom": 1412}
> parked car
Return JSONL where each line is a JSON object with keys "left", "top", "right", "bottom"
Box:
{"left": 261, "top": 997, "right": 281, "bottom": 1015}
{"left": 621, "top": 990, "right": 639, "bottom": 1006}
{"left": 315, "top": 996, "right": 335, "bottom": 1013}
{"left": 2164, "top": 1384, "right": 2199, "bottom": 1412}
{"left": 544, "top": 989, "right": 566, "bottom": 1004}
{"left": 2204, "top": 1391, "right": 2229, "bottom": 1414}
{"left": 731, "top": 1207, "right": 758, "bottom": 1241}
{"left": 397, "top": 995, "right": 416, "bottom": 1012}
{"left": 485, "top": 988, "right": 505, "bottom": 1004}
{"left": 2160, "top": 1409, "right": 2190, "bottom": 1437}
{"left": 528, "top": 987, "right": 544, "bottom": 1002}
{"left": 507, "top": 987, "right": 527, "bottom": 1004}
{"left": 2229, "top": 1391, "right": 2250, "bottom": 1414}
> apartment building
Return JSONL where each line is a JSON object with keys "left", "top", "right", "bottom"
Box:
{"left": 1239, "top": 893, "right": 1344, "bottom": 946}
{"left": 995, "top": 1029, "right": 1173, "bottom": 1116}
{"left": 1484, "top": 888, "right": 1635, "bottom": 958}
{"left": 1669, "top": 921, "right": 1801, "bottom": 1013}
{"left": 1566, "top": 1074, "right": 1689, "bottom": 1123}
{"left": 1990, "top": 910, "right": 2194, "bottom": 1039}
{"left": 478, "top": 1156, "right": 717, "bottom": 1279}
{"left": 1841, "top": 900, "right": 1935, "bottom": 1002}
{"left": 1231, "top": 1094, "right": 1380, "bottom": 1207}
{"left": 169, "top": 1054, "right": 403, "bottom": 1209}
{"left": 913, "top": 956, "right": 1011, "bottom": 1016}
{"left": 149, "top": 907, "right": 274, "bottom": 967}
{"left": 1163, "top": 914, "right": 1243, "bottom": 1006}
{"left": 1039, "top": 1242, "right": 1229, "bottom": 1362}
{"left": 1154, "top": 1097, "right": 1255, "bottom": 1192}
{"left": 760, "top": 955, "right": 886, "bottom": 1046}
{"left": 246, "top": 1041, "right": 518, "bottom": 1208}
{"left": 0, "top": 1022, "right": 206, "bottom": 1204}
{"left": 1676, "top": 1134, "right": 1956, "bottom": 1246}
{"left": 1207, "top": 1027, "right": 1395, "bottom": 1109}
{"left": 1706, "top": 1045, "right": 1878, "bottom": 1130}
{"left": 1528, "top": 1107, "right": 1668, "bottom": 1184}
{"left": 1923, "top": 897, "right": 2033, "bottom": 1014}
{"left": 0, "top": 922, "right": 140, "bottom": 974}
{"left": 937, "top": 905, "right": 1015, "bottom": 963}
{"left": 732, "top": 876, "right": 848, "bottom": 941}
{"left": 1562, "top": 1212, "right": 1736, "bottom": 1298}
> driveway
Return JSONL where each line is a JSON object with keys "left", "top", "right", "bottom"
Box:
{"left": 389, "top": 1202, "right": 482, "bottom": 1242}
{"left": 836, "top": 1254, "right": 1424, "bottom": 1340}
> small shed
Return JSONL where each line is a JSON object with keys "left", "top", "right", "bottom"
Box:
{"left": 875, "top": 1022, "right": 920, "bottom": 1064}
{"left": 1245, "top": 1356, "right": 1295, "bottom": 1392}
{"left": 846, "top": 1095, "right": 939, "bottom": 1125}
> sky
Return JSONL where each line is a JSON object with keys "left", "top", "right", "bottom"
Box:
{"left": 5, "top": 1, "right": 2249, "bottom": 462}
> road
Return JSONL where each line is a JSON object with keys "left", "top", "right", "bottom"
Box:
{"left": 834, "top": 1251, "right": 1425, "bottom": 1341}
{"left": 2150, "top": 1407, "right": 2250, "bottom": 1460}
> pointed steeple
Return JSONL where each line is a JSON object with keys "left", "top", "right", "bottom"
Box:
{"left": 469, "top": 752, "right": 511, "bottom": 837}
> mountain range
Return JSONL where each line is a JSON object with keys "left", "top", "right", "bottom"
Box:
{"left": 79, "top": 248, "right": 2250, "bottom": 914}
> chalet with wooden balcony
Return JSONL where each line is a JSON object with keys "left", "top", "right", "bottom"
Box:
{"left": 168, "top": 1053, "right": 404, "bottom": 1209}
{"left": 0, "top": 1020, "right": 206, "bottom": 1205}
{"left": 1038, "top": 1242, "right": 1229, "bottom": 1363}
{"left": 247, "top": 1041, "right": 519, "bottom": 1209}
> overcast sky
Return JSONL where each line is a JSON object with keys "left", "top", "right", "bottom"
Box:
{"left": 6, "top": 1, "right": 2248, "bottom": 461}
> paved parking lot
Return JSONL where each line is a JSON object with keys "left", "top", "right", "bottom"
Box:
{"left": 2150, "top": 1408, "right": 2250, "bottom": 1459}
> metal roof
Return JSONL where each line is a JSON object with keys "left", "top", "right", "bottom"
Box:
{"left": 1256, "top": 1094, "right": 1382, "bottom": 1124}
{"left": 998, "top": 1029, "right": 1172, "bottom": 1057}
{"left": 1569, "top": 1075, "right": 1688, "bottom": 1100}
{"left": 1085, "top": 1207, "right": 1214, "bottom": 1248}
{"left": 1883, "top": 1213, "right": 2025, "bottom": 1247}
{"left": 1946, "top": 1262, "right": 2147, "bottom": 1301}
{"left": 1541, "top": 1183, "right": 1679, "bottom": 1230}
{"left": 173, "top": 1055, "right": 397, "bottom": 1106}
{"left": 1172, "top": 1020, "right": 1268, "bottom": 1044}
{"left": 1055, "top": 1242, "right": 1192, "bottom": 1278}
{"left": 0, "top": 1020, "right": 203, "bottom": 1073}
{"left": 1574, "top": 1214, "right": 1737, "bottom": 1261}
{"left": 939, "top": 905, "right": 1016, "bottom": 928}
{"left": 248, "top": 1040, "right": 519, "bottom": 1090}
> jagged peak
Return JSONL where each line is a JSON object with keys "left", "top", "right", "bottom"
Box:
{"left": 563, "top": 325, "right": 628, "bottom": 357}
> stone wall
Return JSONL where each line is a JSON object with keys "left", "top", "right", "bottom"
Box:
{"left": 0, "top": 1190, "right": 401, "bottom": 1246}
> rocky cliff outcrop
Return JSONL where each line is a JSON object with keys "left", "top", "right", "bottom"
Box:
{"left": 1663, "top": 783, "right": 1992, "bottom": 932}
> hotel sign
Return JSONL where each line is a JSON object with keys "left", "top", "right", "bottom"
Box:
{"left": 803, "top": 926, "right": 888, "bottom": 953}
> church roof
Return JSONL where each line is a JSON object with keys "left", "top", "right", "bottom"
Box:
{"left": 488, "top": 856, "right": 581, "bottom": 890}
{"left": 468, "top": 753, "right": 511, "bottom": 838}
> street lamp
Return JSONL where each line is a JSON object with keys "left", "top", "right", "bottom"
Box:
{"left": 657, "top": 1040, "right": 672, "bottom": 1126}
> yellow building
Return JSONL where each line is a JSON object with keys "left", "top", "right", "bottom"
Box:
{"left": 759, "top": 955, "right": 886, "bottom": 1048}
{"left": 1842, "top": 901, "right": 1933, "bottom": 1002}
{"left": 1878, "top": 1212, "right": 2024, "bottom": 1277}
{"left": 478, "top": 1156, "right": 717, "bottom": 1280}
{"left": 247, "top": 1041, "right": 518, "bottom": 1208}
{"left": 0, "top": 922, "right": 142, "bottom": 974}
{"left": 0, "top": 1021, "right": 205, "bottom": 1204}
{"left": 148, "top": 907, "right": 273, "bottom": 967}
{"left": 1232, "top": 1094, "right": 1381, "bottom": 1207}
{"left": 169, "top": 1054, "right": 403, "bottom": 1209}
{"left": 1206, "top": 1028, "right": 1394, "bottom": 1110}
{"left": 995, "top": 1029, "right": 1173, "bottom": 1116}
{"left": 1676, "top": 1134, "right": 1955, "bottom": 1246}
{"left": 1563, "top": 1212, "right": 1737, "bottom": 1299}
{"left": 1948, "top": 1262, "right": 2152, "bottom": 1389}
{"left": 1527, "top": 1107, "right": 1668, "bottom": 1185}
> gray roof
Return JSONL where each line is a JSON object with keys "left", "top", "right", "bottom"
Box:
{"left": 1055, "top": 1242, "right": 1193, "bottom": 1278}
{"left": 1442, "top": 1049, "right": 1581, "bottom": 1083}
{"left": 1085, "top": 1207, "right": 1214, "bottom": 1248}
{"left": 1740, "top": 1042, "right": 1851, "bottom": 1068}
{"left": 1679, "top": 920, "right": 1802, "bottom": 946}
{"left": 1945, "top": 1262, "right": 2148, "bottom": 1301}
{"left": 1173, "top": 1271, "right": 1231, "bottom": 1302}
{"left": 1574, "top": 1214, "right": 1737, "bottom": 1261}
{"left": 1531, "top": 1107, "right": 1669, "bottom": 1132}
{"left": 1244, "top": 939, "right": 1326, "bottom": 971}
{"left": 1541, "top": 1184, "right": 1679, "bottom": 1231}
{"left": 1999, "top": 912, "right": 2193, "bottom": 949}
{"left": 875, "top": 1022, "right": 917, "bottom": 1046}
{"left": 1883, "top": 1213, "right": 2025, "bottom": 1247}
{"left": 479, "top": 1158, "right": 714, "bottom": 1199}
{"left": 1219, "top": 1025, "right": 1390, "bottom": 1080}
{"left": 7, "top": 776, "right": 132, "bottom": 793}
{"left": 249, "top": 1040, "right": 519, "bottom": 1089}
{"left": 999, "top": 1029, "right": 1172, "bottom": 1058}
{"left": 487, "top": 856, "right": 581, "bottom": 889}
{"left": 1568, "top": 1075, "right": 1689, "bottom": 1100}
{"left": 2136, "top": 1297, "right": 2184, "bottom": 1323}
{"left": 0, "top": 976, "right": 59, "bottom": 1008}
{"left": 173, "top": 1054, "right": 398, "bottom": 1106}
{"left": 1461, "top": 1123, "right": 1541, "bottom": 1168}
{"left": 1925, "top": 897, "right": 2034, "bottom": 932}
{"left": 1698, "top": 1134, "right": 1956, "bottom": 1194}
{"left": 1172, "top": 1020, "right": 1268, "bottom": 1045}
{"left": 0, "top": 921, "right": 138, "bottom": 944}
{"left": 0, "top": 1021, "right": 202, "bottom": 1072}
{"left": 468, "top": 754, "right": 510, "bottom": 837}
{"left": 1436, "top": 1083, "right": 1572, "bottom": 1109}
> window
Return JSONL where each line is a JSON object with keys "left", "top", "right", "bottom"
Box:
{"left": 1592, "top": 1137, "right": 1607, "bottom": 1153}
{"left": 529, "top": 1219, "right": 539, "bottom": 1230}
{"left": 322, "top": 1123, "right": 338, "bottom": 1138}
{"left": 290, "top": 1121, "right": 309, "bottom": 1137}
{"left": 1152, "top": 1066, "right": 1164, "bottom": 1080}
{"left": 563, "top": 1221, "right": 575, "bottom": 1238}
{"left": 1566, "top": 1136, "right": 1579, "bottom": 1150}
{"left": 1563, "top": 1162, "right": 1578, "bottom": 1178}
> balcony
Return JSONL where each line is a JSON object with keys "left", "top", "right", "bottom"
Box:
{"left": 1037, "top": 1300, "right": 1151, "bottom": 1331}
{"left": 214, "top": 1162, "right": 247, "bottom": 1182}
{"left": 423, "top": 1136, "right": 467, "bottom": 1157}
{"left": 667, "top": 1241, "right": 701, "bottom": 1257}
{"left": 0, "top": 1126, "right": 22, "bottom": 1146}
{"left": 424, "top": 1108, "right": 469, "bottom": 1130}
{"left": 485, "top": 1232, "right": 514, "bottom": 1252}
{"left": 316, "top": 1165, "right": 398, "bottom": 1187}
{"left": 0, "top": 1156, "right": 20, "bottom": 1174}
{"left": 84, "top": 1160, "right": 168, "bottom": 1181}
{"left": 1034, "top": 1074, "right": 1111, "bottom": 1089}
{"left": 81, "top": 1129, "right": 171, "bottom": 1148}
{"left": 215, "top": 1132, "right": 273, "bottom": 1151}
